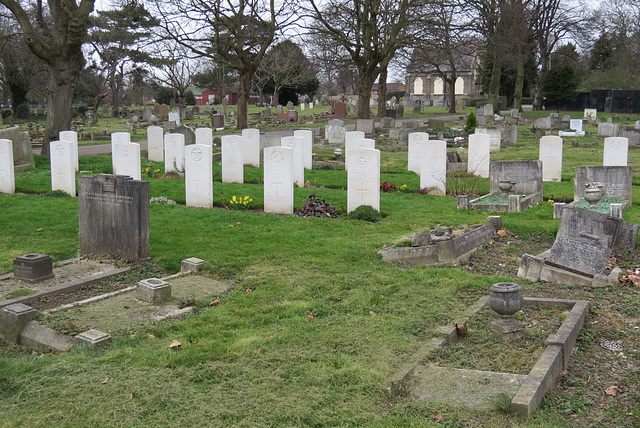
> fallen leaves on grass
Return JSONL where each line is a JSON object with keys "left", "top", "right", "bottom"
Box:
{"left": 307, "top": 315, "right": 314, "bottom": 321}
{"left": 369, "top": 311, "right": 376, "bottom": 316}
{"left": 169, "top": 340, "right": 181, "bottom": 350}
{"left": 497, "top": 230, "right": 507, "bottom": 237}
{"left": 605, "top": 385, "right": 620, "bottom": 396}
{"left": 100, "top": 376, "right": 109, "bottom": 384}
{"left": 210, "top": 298, "right": 220, "bottom": 306}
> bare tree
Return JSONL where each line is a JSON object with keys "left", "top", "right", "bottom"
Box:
{"left": 304, "top": 0, "right": 423, "bottom": 118}
{"left": 0, "top": 0, "right": 94, "bottom": 155}
{"left": 153, "top": 41, "right": 198, "bottom": 104}
{"left": 151, "top": 0, "right": 294, "bottom": 129}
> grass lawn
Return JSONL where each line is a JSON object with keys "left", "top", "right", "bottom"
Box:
{"left": 0, "top": 110, "right": 639, "bottom": 427}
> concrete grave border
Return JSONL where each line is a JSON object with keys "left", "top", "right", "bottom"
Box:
{"left": 385, "top": 296, "right": 589, "bottom": 417}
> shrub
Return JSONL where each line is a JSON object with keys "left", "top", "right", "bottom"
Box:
{"left": 464, "top": 112, "right": 478, "bottom": 135}
{"left": 2, "top": 109, "right": 13, "bottom": 119}
{"left": 15, "top": 103, "right": 30, "bottom": 119}
{"left": 348, "top": 205, "right": 382, "bottom": 222}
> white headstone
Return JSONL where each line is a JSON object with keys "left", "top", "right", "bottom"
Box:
{"left": 309, "top": 102, "right": 314, "bottom": 110}
{"left": 468, "top": 133, "right": 491, "bottom": 178}
{"left": 164, "top": 133, "right": 185, "bottom": 174}
{"left": 111, "top": 132, "right": 131, "bottom": 156}
{"left": 539, "top": 136, "right": 563, "bottom": 182}
{"left": 300, "top": 103, "right": 305, "bottom": 111}
{"left": 113, "top": 142, "right": 141, "bottom": 180}
{"left": 344, "top": 131, "right": 365, "bottom": 171}
{"left": 584, "top": 109, "right": 597, "bottom": 120}
{"left": 347, "top": 148, "right": 380, "bottom": 212}
{"left": 420, "top": 140, "right": 447, "bottom": 194}
{"left": 346, "top": 138, "right": 375, "bottom": 173}
{"left": 293, "top": 129, "right": 313, "bottom": 170}
{"left": 281, "top": 136, "right": 304, "bottom": 187}
{"left": 603, "top": 137, "right": 629, "bottom": 166}
{"left": 0, "top": 139, "right": 15, "bottom": 194}
{"left": 168, "top": 111, "right": 180, "bottom": 126}
{"left": 241, "top": 128, "right": 260, "bottom": 167}
{"left": 49, "top": 141, "right": 75, "bottom": 196}
{"left": 569, "top": 119, "right": 583, "bottom": 132}
{"left": 221, "top": 135, "right": 244, "bottom": 183}
{"left": 147, "top": 126, "right": 164, "bottom": 162}
{"left": 59, "top": 131, "right": 79, "bottom": 173}
{"left": 408, "top": 132, "right": 429, "bottom": 174}
{"left": 185, "top": 144, "right": 213, "bottom": 208}
{"left": 195, "top": 127, "right": 213, "bottom": 147}
{"left": 263, "top": 146, "right": 294, "bottom": 215}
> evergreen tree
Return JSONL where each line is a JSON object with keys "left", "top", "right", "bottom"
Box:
{"left": 541, "top": 64, "right": 579, "bottom": 110}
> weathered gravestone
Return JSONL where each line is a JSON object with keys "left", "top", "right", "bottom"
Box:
{"left": 158, "top": 104, "right": 169, "bottom": 120}
{"left": 489, "top": 160, "right": 543, "bottom": 197}
{"left": 281, "top": 136, "right": 304, "bottom": 187}
{"left": 539, "top": 136, "right": 563, "bottom": 182}
{"left": 573, "top": 165, "right": 632, "bottom": 211}
{"left": 334, "top": 102, "right": 346, "bottom": 119}
{"left": 598, "top": 122, "right": 618, "bottom": 137}
{"left": 408, "top": 132, "right": 429, "bottom": 174}
{"left": 211, "top": 114, "right": 224, "bottom": 129}
{"left": 475, "top": 127, "right": 502, "bottom": 152}
{"left": 467, "top": 133, "right": 491, "bottom": 178}
{"left": 584, "top": 109, "right": 597, "bottom": 120}
{"left": 501, "top": 124, "right": 518, "bottom": 147}
{"left": 603, "top": 137, "right": 628, "bottom": 166}
{"left": 356, "top": 119, "right": 375, "bottom": 135}
{"left": 293, "top": 129, "right": 313, "bottom": 170}
{"left": 78, "top": 174, "right": 150, "bottom": 261}
{"left": 532, "top": 117, "right": 552, "bottom": 131}
{"left": 241, "top": 128, "right": 261, "bottom": 167}
{"left": 50, "top": 141, "right": 76, "bottom": 196}
{"left": 347, "top": 148, "right": 380, "bottom": 212}
{"left": 0, "top": 127, "right": 34, "bottom": 172}
{"left": 164, "top": 133, "right": 185, "bottom": 174}
{"left": 147, "top": 126, "right": 164, "bottom": 162}
{"left": 326, "top": 119, "right": 346, "bottom": 144}
{"left": 173, "top": 125, "right": 195, "bottom": 146}
{"left": 381, "top": 117, "right": 394, "bottom": 129}
{"left": 260, "top": 134, "right": 281, "bottom": 165}
{"left": 185, "top": 144, "right": 213, "bottom": 208}
{"left": 168, "top": 112, "right": 181, "bottom": 127}
{"left": 420, "top": 140, "right": 447, "bottom": 194}
{"left": 0, "top": 139, "right": 15, "bottom": 194}
{"left": 221, "top": 135, "right": 244, "bottom": 183}
{"left": 263, "top": 146, "right": 294, "bottom": 215}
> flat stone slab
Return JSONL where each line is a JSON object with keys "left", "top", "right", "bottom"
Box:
{"left": 41, "top": 275, "right": 233, "bottom": 334}
{"left": 408, "top": 366, "right": 526, "bottom": 410}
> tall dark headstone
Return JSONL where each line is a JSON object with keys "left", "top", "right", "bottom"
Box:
{"left": 78, "top": 174, "right": 150, "bottom": 261}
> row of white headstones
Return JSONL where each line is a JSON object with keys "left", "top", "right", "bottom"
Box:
{"left": 409, "top": 132, "right": 630, "bottom": 182}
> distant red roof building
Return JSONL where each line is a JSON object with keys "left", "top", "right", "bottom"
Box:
{"left": 371, "top": 83, "right": 406, "bottom": 95}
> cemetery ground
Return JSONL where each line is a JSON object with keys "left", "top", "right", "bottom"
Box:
{"left": 1, "top": 111, "right": 640, "bottom": 426}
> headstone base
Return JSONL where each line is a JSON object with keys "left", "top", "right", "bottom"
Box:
{"left": 136, "top": 278, "right": 171, "bottom": 303}
{"left": 0, "top": 303, "right": 37, "bottom": 344}
{"left": 74, "top": 329, "right": 112, "bottom": 348}
{"left": 181, "top": 257, "right": 206, "bottom": 273}
{"left": 13, "top": 253, "right": 54, "bottom": 283}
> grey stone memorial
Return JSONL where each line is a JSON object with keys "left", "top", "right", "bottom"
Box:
{"left": 0, "top": 127, "right": 35, "bottom": 172}
{"left": 78, "top": 174, "right": 150, "bottom": 261}
{"left": 571, "top": 165, "right": 633, "bottom": 213}
{"left": 13, "top": 253, "right": 54, "bottom": 282}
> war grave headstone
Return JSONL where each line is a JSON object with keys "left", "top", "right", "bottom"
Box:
{"left": 260, "top": 134, "right": 281, "bottom": 165}
{"left": 334, "top": 102, "right": 347, "bottom": 119}
{"left": 346, "top": 138, "right": 375, "bottom": 173}
{"left": 112, "top": 142, "right": 141, "bottom": 180}
{"left": 78, "top": 174, "right": 149, "bottom": 261}
{"left": 467, "top": 133, "right": 491, "bottom": 178}
{"left": 168, "top": 111, "right": 181, "bottom": 126}
{"left": 420, "top": 140, "right": 447, "bottom": 194}
{"left": 326, "top": 119, "right": 346, "bottom": 145}
{"left": 221, "top": 135, "right": 244, "bottom": 183}
{"left": 147, "top": 126, "right": 164, "bottom": 162}
{"left": 0, "top": 139, "right": 15, "bottom": 194}
{"left": 263, "top": 146, "right": 294, "bottom": 215}
{"left": 344, "top": 131, "right": 365, "bottom": 170}
{"left": 519, "top": 207, "right": 638, "bottom": 286}
{"left": 475, "top": 127, "right": 502, "bottom": 152}
{"left": 50, "top": 141, "right": 76, "bottom": 196}
{"left": 356, "top": 119, "right": 375, "bottom": 135}
{"left": 300, "top": 102, "right": 305, "bottom": 111}
{"left": 293, "top": 129, "right": 313, "bottom": 170}
{"left": 597, "top": 122, "right": 618, "bottom": 137}
{"left": 173, "top": 125, "right": 195, "bottom": 146}
{"left": 603, "top": 137, "right": 628, "bottom": 166}
{"left": 110, "top": 132, "right": 130, "bottom": 156}
{"left": 347, "top": 148, "right": 380, "bottom": 212}
{"left": 192, "top": 127, "right": 211, "bottom": 148}
{"left": 567, "top": 165, "right": 633, "bottom": 214}
{"left": 241, "top": 128, "right": 261, "bottom": 167}
{"left": 281, "top": 136, "right": 304, "bottom": 187}
{"left": 185, "top": 144, "right": 213, "bottom": 209}
{"left": 59, "top": 131, "right": 79, "bottom": 173}
{"left": 539, "top": 136, "right": 563, "bottom": 182}
{"left": 164, "top": 133, "right": 185, "bottom": 174}
{"left": 309, "top": 102, "right": 314, "bottom": 110}
{"left": 0, "top": 127, "right": 34, "bottom": 172}
{"left": 459, "top": 160, "right": 542, "bottom": 213}
{"left": 407, "top": 132, "right": 429, "bottom": 174}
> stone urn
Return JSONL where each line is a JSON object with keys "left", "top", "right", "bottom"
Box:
{"left": 488, "top": 282, "right": 525, "bottom": 339}
{"left": 498, "top": 180, "right": 516, "bottom": 193}
{"left": 584, "top": 182, "right": 605, "bottom": 208}
{"left": 430, "top": 226, "right": 453, "bottom": 242}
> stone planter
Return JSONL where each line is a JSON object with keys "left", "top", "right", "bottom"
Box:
{"left": 488, "top": 282, "right": 525, "bottom": 339}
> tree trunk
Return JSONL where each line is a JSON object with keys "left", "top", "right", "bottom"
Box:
{"left": 377, "top": 67, "right": 387, "bottom": 118}
{"left": 487, "top": 53, "right": 502, "bottom": 114}
{"left": 236, "top": 70, "right": 252, "bottom": 130}
{"left": 448, "top": 75, "right": 456, "bottom": 114}
{"left": 356, "top": 71, "right": 375, "bottom": 119}
{"left": 513, "top": 52, "right": 525, "bottom": 110}
{"left": 42, "top": 66, "right": 78, "bottom": 156}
